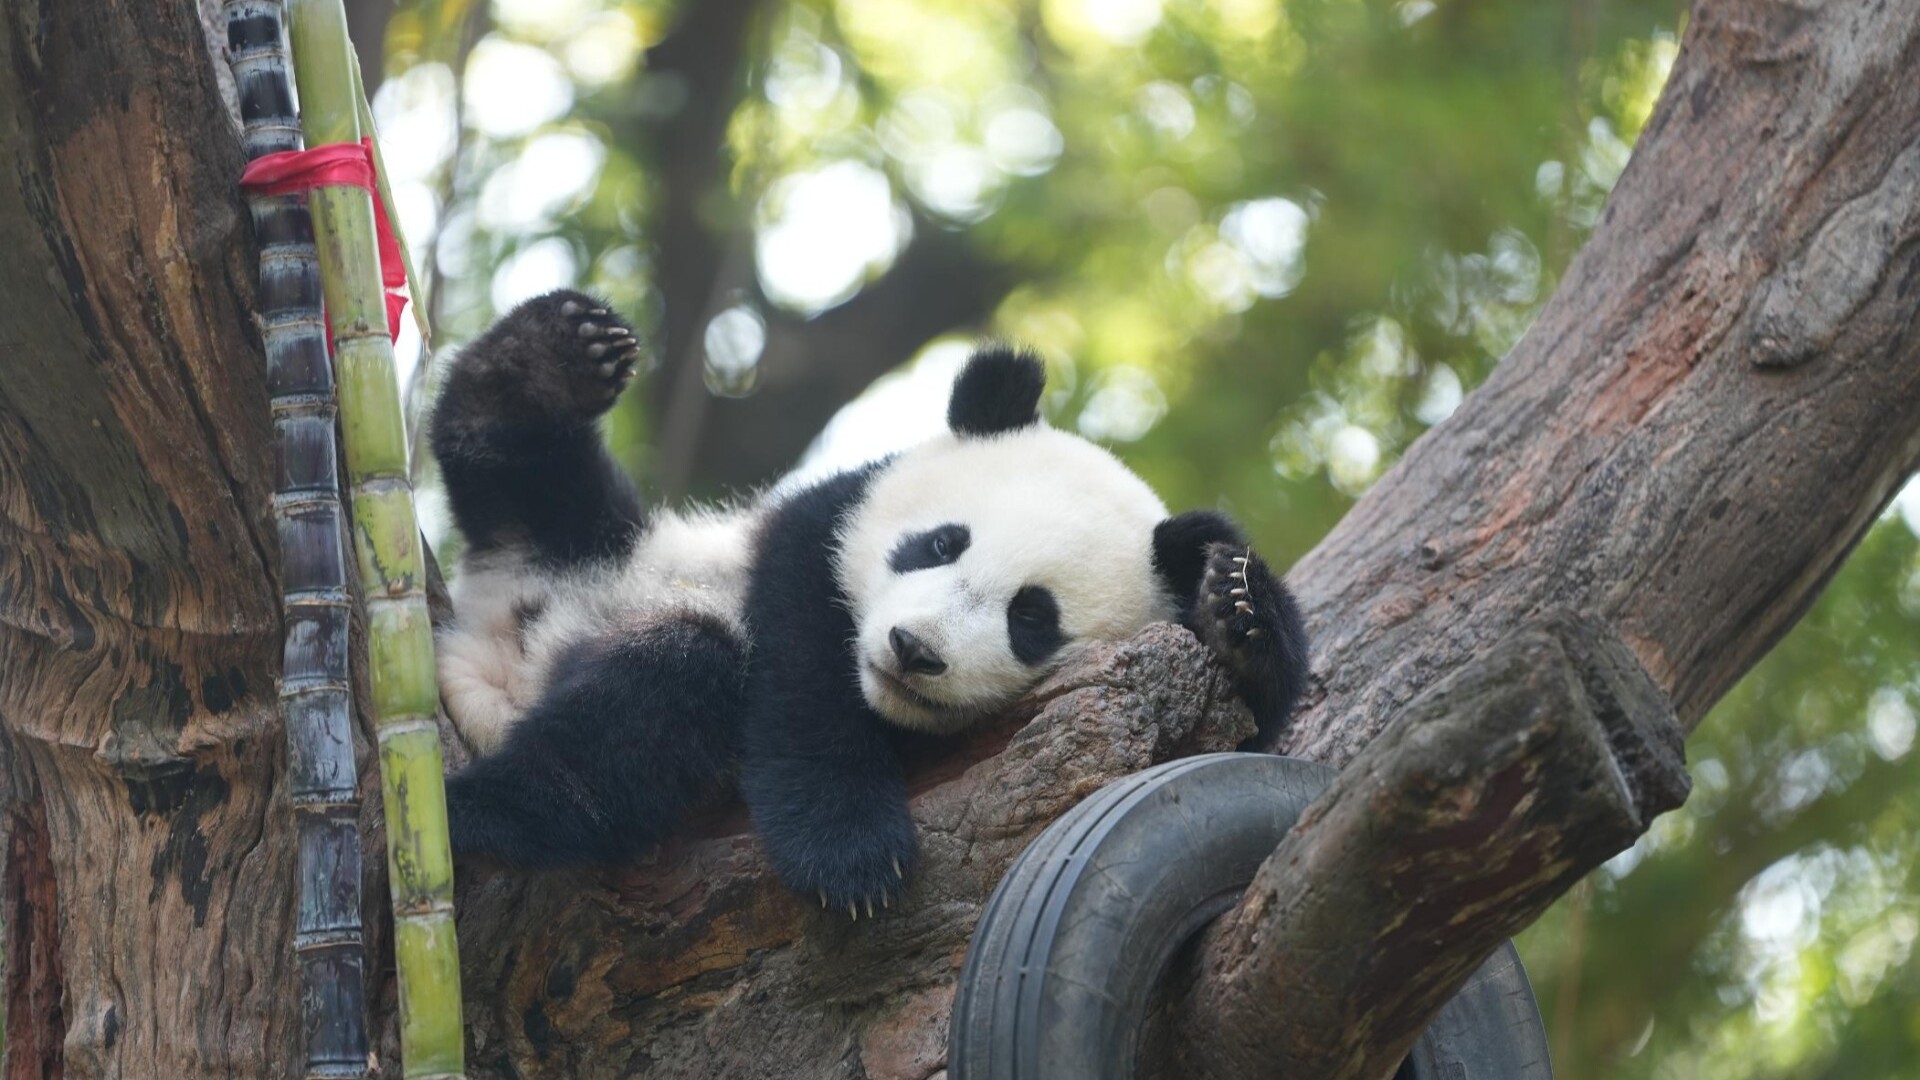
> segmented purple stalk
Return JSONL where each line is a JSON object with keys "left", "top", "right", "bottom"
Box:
{"left": 224, "top": 3, "right": 370, "bottom": 1075}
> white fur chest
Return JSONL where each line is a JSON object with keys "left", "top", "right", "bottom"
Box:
{"left": 436, "top": 506, "right": 759, "bottom": 753}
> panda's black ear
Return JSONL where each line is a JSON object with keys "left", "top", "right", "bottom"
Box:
{"left": 948, "top": 346, "right": 1045, "bottom": 438}
{"left": 1152, "top": 510, "right": 1247, "bottom": 601}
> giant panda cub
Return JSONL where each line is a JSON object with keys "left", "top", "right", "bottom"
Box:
{"left": 431, "top": 289, "right": 1310, "bottom": 914}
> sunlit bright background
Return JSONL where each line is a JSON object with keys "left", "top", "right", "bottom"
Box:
{"left": 355, "top": 1, "right": 1920, "bottom": 1076}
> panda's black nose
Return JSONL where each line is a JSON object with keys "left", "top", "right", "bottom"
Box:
{"left": 889, "top": 627, "right": 947, "bottom": 676}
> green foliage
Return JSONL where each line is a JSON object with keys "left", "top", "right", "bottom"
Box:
{"left": 371, "top": 1, "right": 1920, "bottom": 1074}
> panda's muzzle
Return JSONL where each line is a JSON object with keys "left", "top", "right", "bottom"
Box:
{"left": 888, "top": 627, "right": 948, "bottom": 676}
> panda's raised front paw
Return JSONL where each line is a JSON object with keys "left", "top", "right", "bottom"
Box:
{"left": 773, "top": 829, "right": 916, "bottom": 921}
{"left": 1194, "top": 542, "right": 1288, "bottom": 677}
{"left": 484, "top": 289, "right": 642, "bottom": 421}
{"left": 1190, "top": 541, "right": 1309, "bottom": 743}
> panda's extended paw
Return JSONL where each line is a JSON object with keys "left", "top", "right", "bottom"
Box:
{"left": 479, "top": 289, "right": 642, "bottom": 422}
{"left": 1195, "top": 542, "right": 1283, "bottom": 668}
{"left": 773, "top": 828, "right": 917, "bottom": 921}
{"left": 1190, "top": 541, "right": 1309, "bottom": 743}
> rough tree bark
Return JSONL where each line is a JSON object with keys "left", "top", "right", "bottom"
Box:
{"left": 0, "top": 3, "right": 303, "bottom": 1076}
{"left": 1169, "top": 3, "right": 1920, "bottom": 1076}
{"left": 1, "top": 4, "right": 1916, "bottom": 1080}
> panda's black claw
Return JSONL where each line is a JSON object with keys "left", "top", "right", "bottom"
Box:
{"left": 773, "top": 828, "right": 916, "bottom": 921}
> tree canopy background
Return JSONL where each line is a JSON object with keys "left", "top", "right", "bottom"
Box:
{"left": 357, "top": 1, "right": 1920, "bottom": 1076}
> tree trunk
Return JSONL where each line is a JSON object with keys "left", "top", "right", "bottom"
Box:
{"left": 1, "top": 3, "right": 1916, "bottom": 1080}
{"left": 0, "top": 2, "right": 303, "bottom": 1076}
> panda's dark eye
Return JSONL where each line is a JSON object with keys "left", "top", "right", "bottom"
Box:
{"left": 1007, "top": 586, "right": 1065, "bottom": 666}
{"left": 889, "top": 523, "right": 971, "bottom": 573}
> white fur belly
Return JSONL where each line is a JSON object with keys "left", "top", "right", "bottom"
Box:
{"left": 437, "top": 506, "right": 758, "bottom": 754}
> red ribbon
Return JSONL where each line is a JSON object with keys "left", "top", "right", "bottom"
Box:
{"left": 239, "top": 138, "right": 409, "bottom": 348}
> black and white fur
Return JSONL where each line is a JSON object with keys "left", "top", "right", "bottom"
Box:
{"left": 431, "top": 290, "right": 1309, "bottom": 914}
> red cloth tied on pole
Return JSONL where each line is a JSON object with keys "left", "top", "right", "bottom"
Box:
{"left": 239, "top": 138, "right": 409, "bottom": 349}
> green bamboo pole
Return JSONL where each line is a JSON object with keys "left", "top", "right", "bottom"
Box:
{"left": 224, "top": 4, "right": 373, "bottom": 1077}
{"left": 284, "top": 3, "right": 466, "bottom": 1076}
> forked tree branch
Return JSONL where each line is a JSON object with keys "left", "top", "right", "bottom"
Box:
{"left": 1169, "top": 3, "right": 1920, "bottom": 1076}
{"left": 1165, "top": 614, "right": 1687, "bottom": 1078}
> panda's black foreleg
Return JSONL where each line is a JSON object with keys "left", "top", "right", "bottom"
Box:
{"left": 428, "top": 289, "right": 646, "bottom": 569}
{"left": 1154, "top": 511, "right": 1311, "bottom": 749}
{"left": 736, "top": 464, "right": 917, "bottom": 916}
{"left": 740, "top": 698, "right": 917, "bottom": 918}
{"left": 445, "top": 613, "right": 747, "bottom": 867}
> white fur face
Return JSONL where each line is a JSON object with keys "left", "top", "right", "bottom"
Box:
{"left": 836, "top": 426, "right": 1176, "bottom": 733}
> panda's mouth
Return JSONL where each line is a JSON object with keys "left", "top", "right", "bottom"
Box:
{"left": 866, "top": 664, "right": 959, "bottom": 716}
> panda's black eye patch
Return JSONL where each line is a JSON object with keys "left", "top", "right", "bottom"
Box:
{"left": 889, "top": 523, "right": 971, "bottom": 573}
{"left": 1007, "top": 586, "right": 1065, "bottom": 666}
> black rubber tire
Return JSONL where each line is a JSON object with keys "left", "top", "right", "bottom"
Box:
{"left": 950, "top": 752, "right": 1552, "bottom": 1080}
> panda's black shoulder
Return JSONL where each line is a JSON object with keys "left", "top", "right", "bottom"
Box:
{"left": 745, "top": 460, "right": 887, "bottom": 629}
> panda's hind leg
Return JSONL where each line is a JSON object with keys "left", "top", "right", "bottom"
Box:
{"left": 445, "top": 612, "right": 747, "bottom": 868}
{"left": 428, "top": 289, "right": 646, "bottom": 568}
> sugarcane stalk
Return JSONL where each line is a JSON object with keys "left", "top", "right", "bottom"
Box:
{"left": 223, "top": 2, "right": 372, "bottom": 1077}
{"left": 284, "top": 2, "right": 467, "bottom": 1076}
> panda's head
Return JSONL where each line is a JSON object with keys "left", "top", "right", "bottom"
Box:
{"left": 836, "top": 348, "right": 1187, "bottom": 734}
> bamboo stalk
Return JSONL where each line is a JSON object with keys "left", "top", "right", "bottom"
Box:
{"left": 284, "top": 2, "right": 467, "bottom": 1076}
{"left": 223, "top": 3, "right": 372, "bottom": 1077}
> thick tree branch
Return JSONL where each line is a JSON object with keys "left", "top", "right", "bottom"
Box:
{"left": 1279, "top": 0, "right": 1920, "bottom": 765}
{"left": 1166, "top": 613, "right": 1687, "bottom": 1079}
{"left": 1171, "top": 5, "right": 1920, "bottom": 1077}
